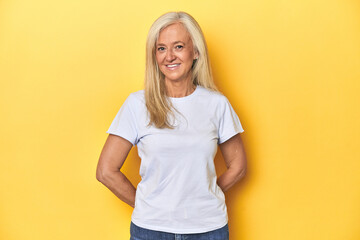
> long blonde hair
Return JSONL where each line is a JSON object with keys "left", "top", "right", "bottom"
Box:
{"left": 145, "top": 11, "right": 218, "bottom": 129}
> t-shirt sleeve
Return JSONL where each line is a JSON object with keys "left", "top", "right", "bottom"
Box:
{"left": 218, "top": 96, "right": 245, "bottom": 144}
{"left": 106, "top": 94, "right": 138, "bottom": 146}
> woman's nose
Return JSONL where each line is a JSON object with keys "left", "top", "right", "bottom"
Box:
{"left": 165, "top": 49, "right": 176, "bottom": 62}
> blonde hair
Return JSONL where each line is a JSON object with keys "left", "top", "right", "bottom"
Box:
{"left": 145, "top": 11, "right": 218, "bottom": 128}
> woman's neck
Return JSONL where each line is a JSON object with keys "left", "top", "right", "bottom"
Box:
{"left": 165, "top": 79, "right": 196, "bottom": 98}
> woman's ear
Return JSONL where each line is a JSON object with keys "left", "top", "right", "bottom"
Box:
{"left": 194, "top": 51, "right": 199, "bottom": 60}
{"left": 192, "top": 52, "right": 198, "bottom": 68}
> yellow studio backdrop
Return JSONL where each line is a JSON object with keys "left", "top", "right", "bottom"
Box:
{"left": 0, "top": 0, "right": 359, "bottom": 239}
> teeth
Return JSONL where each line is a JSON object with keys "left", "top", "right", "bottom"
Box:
{"left": 167, "top": 64, "right": 180, "bottom": 67}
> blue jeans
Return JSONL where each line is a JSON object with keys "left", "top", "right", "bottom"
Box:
{"left": 130, "top": 222, "right": 229, "bottom": 240}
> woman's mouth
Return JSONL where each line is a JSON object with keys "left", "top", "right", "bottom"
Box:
{"left": 165, "top": 63, "right": 181, "bottom": 70}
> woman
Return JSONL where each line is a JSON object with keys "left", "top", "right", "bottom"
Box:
{"left": 96, "top": 11, "right": 247, "bottom": 240}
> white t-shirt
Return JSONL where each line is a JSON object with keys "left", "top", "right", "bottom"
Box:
{"left": 106, "top": 85, "right": 244, "bottom": 234}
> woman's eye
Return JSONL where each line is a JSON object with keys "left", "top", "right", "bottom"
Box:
{"left": 175, "top": 45, "right": 183, "bottom": 50}
{"left": 157, "top": 47, "right": 165, "bottom": 51}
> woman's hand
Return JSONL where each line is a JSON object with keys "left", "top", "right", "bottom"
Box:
{"left": 217, "top": 133, "right": 247, "bottom": 192}
{"left": 96, "top": 134, "right": 136, "bottom": 208}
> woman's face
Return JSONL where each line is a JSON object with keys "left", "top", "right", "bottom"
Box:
{"left": 155, "top": 22, "right": 198, "bottom": 84}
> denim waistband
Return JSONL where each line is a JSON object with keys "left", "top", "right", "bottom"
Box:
{"left": 130, "top": 221, "right": 229, "bottom": 240}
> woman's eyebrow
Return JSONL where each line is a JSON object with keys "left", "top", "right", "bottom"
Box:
{"left": 173, "top": 41, "right": 185, "bottom": 45}
{"left": 156, "top": 41, "right": 186, "bottom": 46}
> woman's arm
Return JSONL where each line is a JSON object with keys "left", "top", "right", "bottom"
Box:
{"left": 217, "top": 133, "right": 247, "bottom": 192}
{"left": 96, "top": 134, "right": 136, "bottom": 208}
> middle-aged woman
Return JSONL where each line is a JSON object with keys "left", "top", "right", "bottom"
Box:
{"left": 96, "top": 11, "right": 247, "bottom": 240}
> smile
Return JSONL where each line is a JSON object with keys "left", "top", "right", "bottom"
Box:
{"left": 165, "top": 63, "right": 181, "bottom": 70}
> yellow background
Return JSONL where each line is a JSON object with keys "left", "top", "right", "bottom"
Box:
{"left": 1, "top": 0, "right": 359, "bottom": 239}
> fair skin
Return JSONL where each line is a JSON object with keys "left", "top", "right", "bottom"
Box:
{"left": 96, "top": 22, "right": 247, "bottom": 208}
{"left": 155, "top": 22, "right": 198, "bottom": 97}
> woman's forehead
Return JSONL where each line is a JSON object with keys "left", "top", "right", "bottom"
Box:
{"left": 157, "top": 23, "right": 191, "bottom": 44}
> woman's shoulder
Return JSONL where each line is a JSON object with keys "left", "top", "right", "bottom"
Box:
{"left": 119, "top": 90, "right": 145, "bottom": 111}
{"left": 126, "top": 89, "right": 145, "bottom": 103}
{"left": 196, "top": 85, "right": 227, "bottom": 102}
{"left": 129, "top": 89, "right": 145, "bottom": 99}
